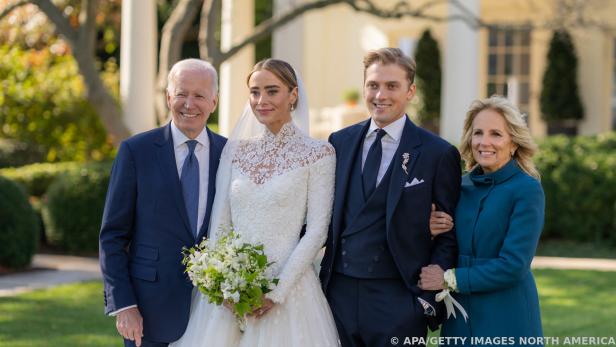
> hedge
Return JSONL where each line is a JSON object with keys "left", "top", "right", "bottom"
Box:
{"left": 42, "top": 163, "right": 111, "bottom": 254}
{"left": 0, "top": 162, "right": 89, "bottom": 197}
{"left": 536, "top": 132, "right": 616, "bottom": 245}
{"left": 0, "top": 176, "right": 39, "bottom": 269}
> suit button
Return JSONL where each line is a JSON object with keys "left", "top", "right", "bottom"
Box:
{"left": 341, "top": 238, "right": 346, "bottom": 244}
{"left": 380, "top": 245, "right": 385, "bottom": 251}
{"left": 368, "top": 266, "right": 373, "bottom": 273}
{"left": 373, "top": 255, "right": 379, "bottom": 262}
{"left": 343, "top": 263, "right": 348, "bottom": 268}
{"left": 342, "top": 250, "right": 347, "bottom": 256}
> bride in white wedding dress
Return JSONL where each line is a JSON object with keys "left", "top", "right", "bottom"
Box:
{"left": 170, "top": 59, "right": 340, "bottom": 347}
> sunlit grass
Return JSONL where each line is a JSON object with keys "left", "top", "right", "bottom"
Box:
{"left": 2, "top": 270, "right": 616, "bottom": 346}
{"left": 0, "top": 281, "right": 118, "bottom": 347}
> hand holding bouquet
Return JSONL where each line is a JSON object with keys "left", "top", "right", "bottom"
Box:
{"left": 182, "top": 227, "right": 278, "bottom": 330}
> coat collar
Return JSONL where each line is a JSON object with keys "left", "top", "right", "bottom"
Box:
{"left": 331, "top": 120, "right": 371, "bottom": 239}
{"left": 197, "top": 127, "right": 225, "bottom": 240}
{"left": 469, "top": 159, "right": 520, "bottom": 186}
{"left": 154, "top": 124, "right": 194, "bottom": 242}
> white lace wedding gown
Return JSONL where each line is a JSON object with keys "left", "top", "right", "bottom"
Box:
{"left": 171, "top": 123, "right": 340, "bottom": 347}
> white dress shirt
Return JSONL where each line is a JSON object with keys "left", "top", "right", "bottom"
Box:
{"left": 361, "top": 115, "right": 407, "bottom": 186}
{"left": 110, "top": 123, "right": 211, "bottom": 317}
{"left": 171, "top": 121, "right": 210, "bottom": 234}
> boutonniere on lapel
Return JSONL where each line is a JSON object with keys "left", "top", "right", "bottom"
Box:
{"left": 401, "top": 153, "right": 410, "bottom": 175}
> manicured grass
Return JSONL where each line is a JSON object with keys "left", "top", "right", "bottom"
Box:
{"left": 535, "top": 268, "right": 616, "bottom": 337}
{"left": 0, "top": 281, "right": 119, "bottom": 347}
{"left": 2, "top": 270, "right": 616, "bottom": 346}
{"left": 537, "top": 240, "right": 616, "bottom": 259}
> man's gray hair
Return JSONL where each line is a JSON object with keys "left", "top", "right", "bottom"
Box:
{"left": 167, "top": 58, "right": 218, "bottom": 94}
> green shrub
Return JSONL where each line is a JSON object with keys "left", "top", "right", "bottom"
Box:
{"left": 536, "top": 133, "right": 616, "bottom": 245}
{"left": 540, "top": 30, "right": 584, "bottom": 122}
{"left": 414, "top": 29, "right": 442, "bottom": 126}
{"left": 0, "top": 162, "right": 86, "bottom": 197}
{"left": 42, "top": 162, "right": 111, "bottom": 254}
{"left": 0, "top": 139, "right": 46, "bottom": 168}
{"left": 0, "top": 176, "right": 39, "bottom": 269}
{"left": 0, "top": 45, "right": 115, "bottom": 163}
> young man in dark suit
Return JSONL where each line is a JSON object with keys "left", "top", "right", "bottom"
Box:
{"left": 320, "top": 48, "right": 461, "bottom": 347}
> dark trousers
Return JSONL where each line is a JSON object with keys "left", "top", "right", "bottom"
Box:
{"left": 124, "top": 338, "right": 168, "bottom": 347}
{"left": 327, "top": 273, "right": 427, "bottom": 347}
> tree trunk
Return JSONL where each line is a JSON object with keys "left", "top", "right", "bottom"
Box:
{"left": 156, "top": 0, "right": 203, "bottom": 124}
{"left": 72, "top": 47, "right": 131, "bottom": 146}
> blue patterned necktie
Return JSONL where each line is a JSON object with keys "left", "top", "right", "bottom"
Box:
{"left": 362, "top": 128, "right": 387, "bottom": 200}
{"left": 181, "top": 140, "right": 199, "bottom": 237}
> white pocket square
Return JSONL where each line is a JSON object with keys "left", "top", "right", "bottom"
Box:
{"left": 404, "top": 178, "right": 424, "bottom": 188}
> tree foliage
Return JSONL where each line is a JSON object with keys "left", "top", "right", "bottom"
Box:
{"left": 0, "top": 45, "right": 115, "bottom": 163}
{"left": 414, "top": 29, "right": 441, "bottom": 125}
{"left": 540, "top": 30, "right": 584, "bottom": 122}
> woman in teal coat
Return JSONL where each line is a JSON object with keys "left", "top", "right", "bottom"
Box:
{"left": 420, "top": 96, "right": 545, "bottom": 346}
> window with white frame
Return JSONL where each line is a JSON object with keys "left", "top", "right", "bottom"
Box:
{"left": 487, "top": 28, "right": 531, "bottom": 117}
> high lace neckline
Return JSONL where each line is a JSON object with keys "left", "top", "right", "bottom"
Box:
{"left": 232, "top": 121, "right": 332, "bottom": 185}
{"left": 263, "top": 121, "right": 298, "bottom": 142}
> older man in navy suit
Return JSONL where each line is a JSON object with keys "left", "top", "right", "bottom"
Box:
{"left": 99, "top": 59, "right": 226, "bottom": 347}
{"left": 320, "top": 48, "right": 461, "bottom": 347}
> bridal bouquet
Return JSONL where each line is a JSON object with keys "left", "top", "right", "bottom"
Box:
{"left": 182, "top": 226, "right": 278, "bottom": 330}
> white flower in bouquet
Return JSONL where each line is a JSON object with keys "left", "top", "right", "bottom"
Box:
{"left": 181, "top": 226, "right": 278, "bottom": 330}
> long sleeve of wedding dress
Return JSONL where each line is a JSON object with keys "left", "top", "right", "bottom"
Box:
{"left": 171, "top": 123, "right": 340, "bottom": 347}
{"left": 266, "top": 145, "right": 335, "bottom": 304}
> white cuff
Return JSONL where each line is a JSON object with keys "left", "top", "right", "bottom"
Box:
{"left": 108, "top": 305, "right": 138, "bottom": 316}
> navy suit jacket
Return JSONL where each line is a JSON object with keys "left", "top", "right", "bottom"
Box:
{"left": 99, "top": 123, "right": 226, "bottom": 343}
{"left": 319, "top": 117, "right": 461, "bottom": 329}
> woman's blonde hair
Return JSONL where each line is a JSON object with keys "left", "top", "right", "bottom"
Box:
{"left": 459, "top": 95, "right": 540, "bottom": 179}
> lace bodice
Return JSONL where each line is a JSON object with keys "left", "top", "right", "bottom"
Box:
{"left": 223, "top": 122, "right": 335, "bottom": 303}
{"left": 232, "top": 122, "right": 334, "bottom": 185}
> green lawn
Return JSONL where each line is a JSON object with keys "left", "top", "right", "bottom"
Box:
{"left": 537, "top": 240, "right": 616, "bottom": 259}
{"left": 0, "top": 281, "right": 118, "bottom": 347}
{"left": 2, "top": 269, "right": 616, "bottom": 346}
{"left": 536, "top": 269, "right": 616, "bottom": 337}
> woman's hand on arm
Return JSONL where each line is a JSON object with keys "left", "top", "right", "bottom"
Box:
{"left": 430, "top": 203, "right": 454, "bottom": 237}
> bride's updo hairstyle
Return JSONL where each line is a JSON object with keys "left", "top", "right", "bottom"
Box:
{"left": 247, "top": 58, "right": 299, "bottom": 109}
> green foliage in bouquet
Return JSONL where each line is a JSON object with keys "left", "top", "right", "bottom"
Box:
{"left": 182, "top": 228, "right": 278, "bottom": 329}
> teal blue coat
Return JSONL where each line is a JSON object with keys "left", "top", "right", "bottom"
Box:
{"left": 442, "top": 160, "right": 545, "bottom": 346}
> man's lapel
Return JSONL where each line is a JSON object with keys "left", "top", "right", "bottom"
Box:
{"left": 386, "top": 117, "right": 422, "bottom": 227}
{"left": 155, "top": 123, "right": 194, "bottom": 242}
{"left": 332, "top": 120, "right": 371, "bottom": 240}
{"left": 197, "top": 128, "right": 224, "bottom": 240}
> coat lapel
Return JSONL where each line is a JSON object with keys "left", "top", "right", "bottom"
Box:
{"left": 154, "top": 123, "right": 194, "bottom": 242}
{"left": 197, "top": 128, "right": 224, "bottom": 240}
{"left": 332, "top": 120, "right": 371, "bottom": 241}
{"left": 386, "top": 118, "right": 422, "bottom": 227}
